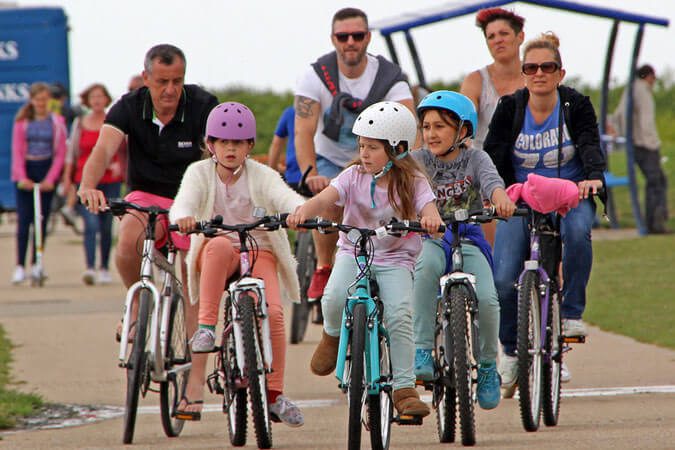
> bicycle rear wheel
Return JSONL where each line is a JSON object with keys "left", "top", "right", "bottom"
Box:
{"left": 160, "top": 290, "right": 189, "bottom": 437}
{"left": 517, "top": 271, "right": 543, "bottom": 432}
{"left": 290, "top": 231, "right": 316, "bottom": 344}
{"left": 240, "top": 294, "right": 272, "bottom": 449}
{"left": 122, "top": 288, "right": 151, "bottom": 444}
{"left": 543, "top": 281, "right": 562, "bottom": 426}
{"left": 449, "top": 285, "right": 476, "bottom": 446}
{"left": 367, "top": 333, "right": 392, "bottom": 450}
{"left": 348, "top": 303, "right": 367, "bottom": 450}
{"left": 434, "top": 296, "right": 456, "bottom": 443}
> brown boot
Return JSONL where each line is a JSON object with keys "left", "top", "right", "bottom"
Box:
{"left": 393, "top": 387, "right": 430, "bottom": 417}
{"left": 310, "top": 331, "right": 340, "bottom": 376}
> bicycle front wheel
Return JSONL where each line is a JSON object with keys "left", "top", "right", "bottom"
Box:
{"left": 449, "top": 285, "right": 476, "bottom": 446}
{"left": 240, "top": 294, "right": 272, "bottom": 449}
{"left": 367, "top": 333, "right": 392, "bottom": 450}
{"left": 543, "top": 281, "right": 562, "bottom": 426}
{"left": 348, "top": 302, "right": 367, "bottom": 450}
{"left": 160, "top": 290, "right": 190, "bottom": 437}
{"left": 517, "top": 271, "right": 543, "bottom": 432}
{"left": 122, "top": 288, "right": 151, "bottom": 444}
{"left": 222, "top": 313, "right": 248, "bottom": 446}
{"left": 290, "top": 231, "right": 316, "bottom": 344}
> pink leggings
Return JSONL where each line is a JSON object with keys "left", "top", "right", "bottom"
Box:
{"left": 197, "top": 237, "right": 286, "bottom": 392}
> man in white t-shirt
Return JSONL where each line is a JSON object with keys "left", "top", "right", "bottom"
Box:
{"left": 294, "top": 7, "right": 414, "bottom": 299}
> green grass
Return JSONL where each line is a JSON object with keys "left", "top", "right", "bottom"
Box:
{"left": 587, "top": 235, "right": 675, "bottom": 348}
{"left": 0, "top": 326, "right": 43, "bottom": 429}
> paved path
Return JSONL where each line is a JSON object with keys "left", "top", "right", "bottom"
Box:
{"left": 1, "top": 222, "right": 674, "bottom": 449}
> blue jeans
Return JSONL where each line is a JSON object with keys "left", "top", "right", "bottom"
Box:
{"left": 77, "top": 182, "right": 121, "bottom": 269}
{"left": 322, "top": 254, "right": 415, "bottom": 390}
{"left": 15, "top": 160, "right": 54, "bottom": 266}
{"left": 316, "top": 154, "right": 344, "bottom": 179}
{"left": 413, "top": 239, "right": 500, "bottom": 362}
{"left": 494, "top": 199, "right": 596, "bottom": 355}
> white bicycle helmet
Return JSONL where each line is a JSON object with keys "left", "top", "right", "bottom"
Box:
{"left": 352, "top": 101, "right": 417, "bottom": 151}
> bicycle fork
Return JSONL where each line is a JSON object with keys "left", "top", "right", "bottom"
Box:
{"left": 229, "top": 278, "right": 274, "bottom": 374}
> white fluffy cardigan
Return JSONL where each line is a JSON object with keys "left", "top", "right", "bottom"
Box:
{"left": 169, "top": 157, "right": 305, "bottom": 305}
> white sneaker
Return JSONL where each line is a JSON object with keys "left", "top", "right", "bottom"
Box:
{"left": 31, "top": 265, "right": 46, "bottom": 281}
{"left": 499, "top": 354, "right": 518, "bottom": 399}
{"left": 563, "top": 319, "right": 587, "bottom": 337}
{"left": 561, "top": 362, "right": 572, "bottom": 383}
{"left": 12, "top": 266, "right": 25, "bottom": 284}
{"left": 82, "top": 269, "right": 96, "bottom": 285}
{"left": 97, "top": 269, "right": 112, "bottom": 284}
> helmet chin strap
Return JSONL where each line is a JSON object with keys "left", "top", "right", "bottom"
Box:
{"left": 439, "top": 119, "right": 469, "bottom": 157}
{"left": 369, "top": 150, "right": 408, "bottom": 208}
{"left": 209, "top": 143, "right": 243, "bottom": 180}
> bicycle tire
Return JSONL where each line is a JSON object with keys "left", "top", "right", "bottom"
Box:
{"left": 223, "top": 316, "right": 248, "bottom": 446}
{"left": 367, "top": 334, "right": 392, "bottom": 450}
{"left": 435, "top": 296, "right": 456, "bottom": 443}
{"left": 290, "top": 231, "right": 316, "bottom": 344}
{"left": 240, "top": 294, "right": 273, "bottom": 449}
{"left": 517, "top": 271, "right": 543, "bottom": 432}
{"left": 543, "top": 281, "right": 562, "bottom": 426}
{"left": 449, "top": 285, "right": 476, "bottom": 446}
{"left": 122, "top": 288, "right": 151, "bottom": 444}
{"left": 348, "top": 303, "right": 367, "bottom": 450}
{"left": 160, "top": 290, "right": 189, "bottom": 437}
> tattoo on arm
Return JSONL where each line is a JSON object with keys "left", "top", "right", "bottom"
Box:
{"left": 295, "top": 96, "right": 317, "bottom": 118}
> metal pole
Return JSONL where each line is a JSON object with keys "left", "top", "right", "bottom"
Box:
{"left": 602, "top": 20, "right": 620, "bottom": 228}
{"left": 404, "top": 30, "right": 427, "bottom": 89}
{"left": 383, "top": 34, "right": 400, "bottom": 66}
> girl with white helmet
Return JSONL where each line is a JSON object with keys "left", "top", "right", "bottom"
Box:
{"left": 170, "top": 102, "right": 305, "bottom": 426}
{"left": 288, "top": 101, "right": 442, "bottom": 418}
{"left": 412, "top": 90, "right": 515, "bottom": 410}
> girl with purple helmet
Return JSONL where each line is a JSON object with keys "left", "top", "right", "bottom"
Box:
{"left": 170, "top": 102, "right": 305, "bottom": 426}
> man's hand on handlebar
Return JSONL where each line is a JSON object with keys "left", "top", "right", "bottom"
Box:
{"left": 306, "top": 175, "right": 330, "bottom": 194}
{"left": 77, "top": 187, "right": 107, "bottom": 214}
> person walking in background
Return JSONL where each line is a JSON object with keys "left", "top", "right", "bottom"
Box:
{"left": 461, "top": 7, "right": 526, "bottom": 246}
{"left": 267, "top": 106, "right": 302, "bottom": 189}
{"left": 10, "top": 82, "right": 68, "bottom": 284}
{"left": 609, "top": 64, "right": 669, "bottom": 234}
{"left": 294, "top": 7, "right": 414, "bottom": 300}
{"left": 61, "top": 83, "right": 123, "bottom": 285}
{"left": 484, "top": 32, "right": 605, "bottom": 391}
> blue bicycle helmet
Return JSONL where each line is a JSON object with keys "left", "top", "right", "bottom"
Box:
{"left": 416, "top": 90, "right": 478, "bottom": 139}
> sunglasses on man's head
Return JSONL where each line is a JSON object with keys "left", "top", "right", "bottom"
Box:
{"left": 522, "top": 62, "right": 560, "bottom": 75}
{"left": 334, "top": 31, "right": 367, "bottom": 43}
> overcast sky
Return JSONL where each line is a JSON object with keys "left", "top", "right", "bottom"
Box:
{"left": 17, "top": 0, "right": 675, "bottom": 99}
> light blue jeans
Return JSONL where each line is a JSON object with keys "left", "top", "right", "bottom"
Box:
{"left": 494, "top": 198, "right": 596, "bottom": 355}
{"left": 322, "top": 254, "right": 415, "bottom": 390}
{"left": 413, "top": 239, "right": 500, "bottom": 362}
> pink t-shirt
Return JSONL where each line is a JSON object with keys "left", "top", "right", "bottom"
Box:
{"left": 330, "top": 165, "right": 436, "bottom": 271}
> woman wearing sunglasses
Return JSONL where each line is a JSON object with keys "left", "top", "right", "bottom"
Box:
{"left": 483, "top": 32, "right": 606, "bottom": 393}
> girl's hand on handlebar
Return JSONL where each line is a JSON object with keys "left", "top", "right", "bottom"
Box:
{"left": 420, "top": 214, "right": 443, "bottom": 235}
{"left": 285, "top": 206, "right": 305, "bottom": 230}
{"left": 578, "top": 179, "right": 603, "bottom": 200}
{"left": 492, "top": 189, "right": 517, "bottom": 218}
{"left": 175, "top": 216, "right": 196, "bottom": 234}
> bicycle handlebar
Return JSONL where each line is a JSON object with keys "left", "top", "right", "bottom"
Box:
{"left": 106, "top": 198, "right": 170, "bottom": 216}
{"left": 169, "top": 213, "right": 290, "bottom": 236}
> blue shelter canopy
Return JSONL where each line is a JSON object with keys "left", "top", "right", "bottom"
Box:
{"left": 372, "top": 0, "right": 669, "bottom": 235}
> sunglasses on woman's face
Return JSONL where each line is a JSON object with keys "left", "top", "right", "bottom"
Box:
{"left": 334, "top": 31, "right": 367, "bottom": 43}
{"left": 522, "top": 62, "right": 560, "bottom": 75}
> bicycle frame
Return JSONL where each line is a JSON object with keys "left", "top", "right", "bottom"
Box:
{"left": 518, "top": 212, "right": 560, "bottom": 364}
{"left": 335, "top": 237, "right": 387, "bottom": 397}
{"left": 118, "top": 212, "right": 190, "bottom": 382}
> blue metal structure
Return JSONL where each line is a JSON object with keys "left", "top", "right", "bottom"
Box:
{"left": 373, "top": 0, "right": 669, "bottom": 235}
{"left": 0, "top": 7, "right": 70, "bottom": 212}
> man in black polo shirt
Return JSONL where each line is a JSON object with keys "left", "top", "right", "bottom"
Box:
{"left": 78, "top": 45, "right": 217, "bottom": 410}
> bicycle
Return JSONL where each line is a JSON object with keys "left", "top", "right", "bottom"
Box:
{"left": 108, "top": 199, "right": 191, "bottom": 444}
{"left": 196, "top": 210, "right": 287, "bottom": 449}
{"left": 289, "top": 166, "right": 322, "bottom": 344}
{"left": 417, "top": 207, "right": 520, "bottom": 446}
{"left": 515, "top": 203, "right": 587, "bottom": 432}
{"left": 298, "top": 217, "right": 427, "bottom": 450}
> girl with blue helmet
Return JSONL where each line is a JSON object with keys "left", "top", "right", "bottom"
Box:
{"left": 412, "top": 90, "right": 515, "bottom": 410}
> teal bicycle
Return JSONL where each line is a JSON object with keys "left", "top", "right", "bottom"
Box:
{"left": 298, "top": 218, "right": 427, "bottom": 450}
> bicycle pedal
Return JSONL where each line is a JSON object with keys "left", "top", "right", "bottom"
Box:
{"left": 394, "top": 414, "right": 423, "bottom": 426}
{"left": 563, "top": 335, "right": 586, "bottom": 344}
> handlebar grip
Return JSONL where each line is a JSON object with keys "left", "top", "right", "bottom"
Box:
{"left": 514, "top": 208, "right": 530, "bottom": 217}
{"left": 168, "top": 224, "right": 179, "bottom": 232}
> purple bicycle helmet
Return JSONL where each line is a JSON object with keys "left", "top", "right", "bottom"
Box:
{"left": 205, "top": 102, "right": 256, "bottom": 141}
